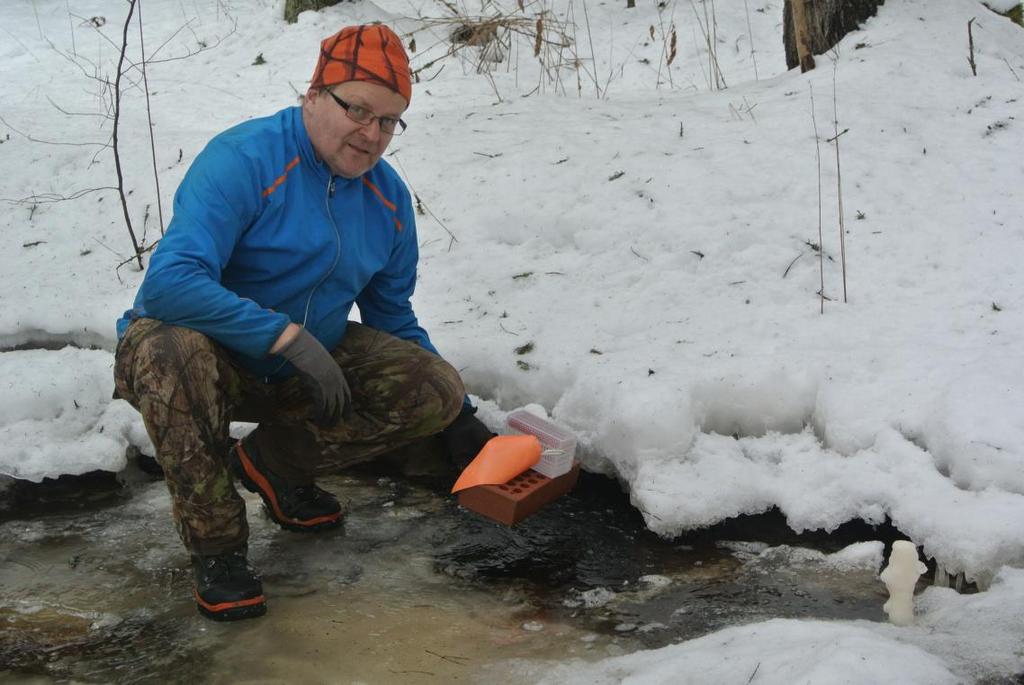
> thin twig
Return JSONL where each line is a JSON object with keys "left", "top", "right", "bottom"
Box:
{"left": 967, "top": 18, "right": 977, "bottom": 76}
{"left": 31, "top": 0, "right": 43, "bottom": 39}
{"left": 0, "top": 114, "right": 110, "bottom": 148}
{"left": 809, "top": 84, "right": 824, "bottom": 314}
{"left": 46, "top": 37, "right": 102, "bottom": 86}
{"left": 3, "top": 26, "right": 39, "bottom": 62}
{"left": 0, "top": 187, "right": 117, "bottom": 205}
{"left": 743, "top": 0, "right": 759, "bottom": 80}
{"left": 67, "top": 0, "right": 77, "bottom": 56}
{"left": 825, "top": 128, "right": 849, "bottom": 144}
{"left": 145, "top": 18, "right": 198, "bottom": 61}
{"left": 1001, "top": 57, "right": 1020, "bottom": 81}
{"left": 424, "top": 649, "right": 470, "bottom": 665}
{"left": 146, "top": 17, "right": 238, "bottom": 66}
{"left": 782, "top": 252, "right": 803, "bottom": 278}
{"left": 137, "top": 0, "right": 165, "bottom": 236}
{"left": 114, "top": 0, "right": 145, "bottom": 270}
{"left": 390, "top": 153, "right": 458, "bottom": 251}
{"left": 116, "top": 239, "right": 160, "bottom": 270}
{"left": 45, "top": 95, "right": 112, "bottom": 119}
{"left": 92, "top": 237, "right": 124, "bottom": 257}
{"left": 711, "top": 0, "right": 722, "bottom": 87}
{"left": 581, "top": 1, "right": 601, "bottom": 97}
{"left": 832, "top": 61, "right": 848, "bottom": 303}
{"left": 688, "top": 0, "right": 727, "bottom": 90}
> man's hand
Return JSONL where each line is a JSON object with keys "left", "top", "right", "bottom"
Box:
{"left": 277, "top": 327, "right": 351, "bottom": 428}
{"left": 439, "top": 406, "right": 496, "bottom": 470}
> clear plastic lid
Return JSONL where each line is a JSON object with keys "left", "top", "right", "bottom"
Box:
{"left": 506, "top": 409, "right": 576, "bottom": 455}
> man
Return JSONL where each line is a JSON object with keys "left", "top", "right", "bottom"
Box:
{"left": 113, "top": 25, "right": 493, "bottom": 622}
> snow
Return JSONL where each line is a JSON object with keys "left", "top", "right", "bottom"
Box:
{"left": 517, "top": 567, "right": 1024, "bottom": 684}
{"left": 984, "top": 0, "right": 1022, "bottom": 12}
{"left": 0, "top": 347, "right": 149, "bottom": 480}
{"left": 726, "top": 540, "right": 886, "bottom": 573}
{"left": 1, "top": 0, "right": 1023, "bottom": 677}
{"left": 827, "top": 541, "right": 886, "bottom": 573}
{"left": 534, "top": 620, "right": 962, "bottom": 685}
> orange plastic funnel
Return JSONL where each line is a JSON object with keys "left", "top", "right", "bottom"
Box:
{"left": 451, "top": 435, "right": 542, "bottom": 493}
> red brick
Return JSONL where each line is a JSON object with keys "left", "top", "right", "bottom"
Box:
{"left": 457, "top": 462, "right": 581, "bottom": 526}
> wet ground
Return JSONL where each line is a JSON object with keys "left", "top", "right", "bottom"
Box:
{"left": 0, "top": 457, "right": 907, "bottom": 684}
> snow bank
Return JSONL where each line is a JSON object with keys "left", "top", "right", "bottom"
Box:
{"left": 531, "top": 620, "right": 959, "bottom": 685}
{"left": 0, "top": 348, "right": 150, "bottom": 481}
{"left": 516, "top": 567, "right": 1024, "bottom": 684}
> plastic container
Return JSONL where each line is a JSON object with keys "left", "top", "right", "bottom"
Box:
{"left": 506, "top": 409, "right": 576, "bottom": 478}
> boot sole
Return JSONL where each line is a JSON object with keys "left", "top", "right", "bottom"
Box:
{"left": 195, "top": 590, "right": 267, "bottom": 621}
{"left": 230, "top": 442, "right": 343, "bottom": 533}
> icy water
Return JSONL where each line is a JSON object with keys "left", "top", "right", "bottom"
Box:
{"left": 0, "top": 460, "right": 902, "bottom": 684}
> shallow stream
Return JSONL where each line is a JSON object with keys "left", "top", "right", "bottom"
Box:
{"left": 1, "top": 459, "right": 906, "bottom": 684}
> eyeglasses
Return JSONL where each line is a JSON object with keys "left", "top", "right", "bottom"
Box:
{"left": 325, "top": 90, "right": 407, "bottom": 136}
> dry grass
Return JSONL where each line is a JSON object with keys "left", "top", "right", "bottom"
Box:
{"left": 403, "top": 1, "right": 589, "bottom": 98}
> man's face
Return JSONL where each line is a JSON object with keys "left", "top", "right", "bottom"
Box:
{"left": 303, "top": 80, "right": 407, "bottom": 179}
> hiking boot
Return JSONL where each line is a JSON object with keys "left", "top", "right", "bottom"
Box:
{"left": 229, "top": 438, "right": 343, "bottom": 533}
{"left": 192, "top": 551, "right": 266, "bottom": 621}
{"left": 439, "top": 405, "right": 497, "bottom": 471}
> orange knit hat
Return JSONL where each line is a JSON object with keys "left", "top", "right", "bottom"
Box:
{"left": 310, "top": 25, "right": 412, "bottom": 104}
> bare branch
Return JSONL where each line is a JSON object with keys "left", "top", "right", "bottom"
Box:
{"left": 832, "top": 60, "right": 848, "bottom": 303}
{"left": 46, "top": 36, "right": 101, "bottom": 80}
{"left": 46, "top": 95, "right": 112, "bottom": 119}
{"left": 144, "top": 15, "right": 238, "bottom": 66}
{"left": 1001, "top": 57, "right": 1020, "bottom": 81}
{"left": 967, "top": 18, "right": 978, "bottom": 76}
{"left": 116, "top": 239, "right": 160, "bottom": 271}
{"left": 137, "top": 0, "right": 166, "bottom": 236}
{"left": 0, "top": 187, "right": 117, "bottom": 205}
{"left": 782, "top": 251, "right": 804, "bottom": 278}
{"left": 809, "top": 83, "right": 825, "bottom": 314}
{"left": 390, "top": 152, "right": 459, "bottom": 251}
{"left": 145, "top": 18, "right": 198, "bottom": 61}
{"left": 0, "top": 113, "right": 111, "bottom": 148}
{"left": 3, "top": 26, "right": 39, "bottom": 62}
{"left": 113, "top": 0, "right": 145, "bottom": 271}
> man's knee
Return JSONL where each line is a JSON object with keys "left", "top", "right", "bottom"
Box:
{"left": 431, "top": 357, "right": 466, "bottom": 428}
{"left": 115, "top": 319, "right": 227, "bottom": 408}
{"left": 378, "top": 351, "right": 464, "bottom": 439}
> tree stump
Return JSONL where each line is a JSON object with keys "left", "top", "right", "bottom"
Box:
{"left": 284, "top": 0, "right": 347, "bottom": 24}
{"left": 789, "top": 0, "right": 816, "bottom": 72}
{"left": 783, "top": 0, "right": 885, "bottom": 71}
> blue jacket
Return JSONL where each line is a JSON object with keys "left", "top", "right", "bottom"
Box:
{"left": 117, "top": 106, "right": 439, "bottom": 381}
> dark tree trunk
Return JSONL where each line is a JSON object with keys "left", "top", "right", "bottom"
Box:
{"left": 284, "top": 0, "right": 347, "bottom": 24}
{"left": 783, "top": 0, "right": 885, "bottom": 70}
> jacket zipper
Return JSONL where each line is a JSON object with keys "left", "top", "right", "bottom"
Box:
{"left": 264, "top": 175, "right": 342, "bottom": 383}
{"left": 300, "top": 176, "right": 343, "bottom": 326}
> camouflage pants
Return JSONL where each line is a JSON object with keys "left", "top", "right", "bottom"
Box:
{"left": 113, "top": 318, "right": 464, "bottom": 556}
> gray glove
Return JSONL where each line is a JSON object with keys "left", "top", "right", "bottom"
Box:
{"left": 278, "top": 328, "right": 351, "bottom": 428}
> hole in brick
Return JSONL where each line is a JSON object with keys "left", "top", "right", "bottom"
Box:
{"left": 512, "top": 488, "right": 522, "bottom": 494}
